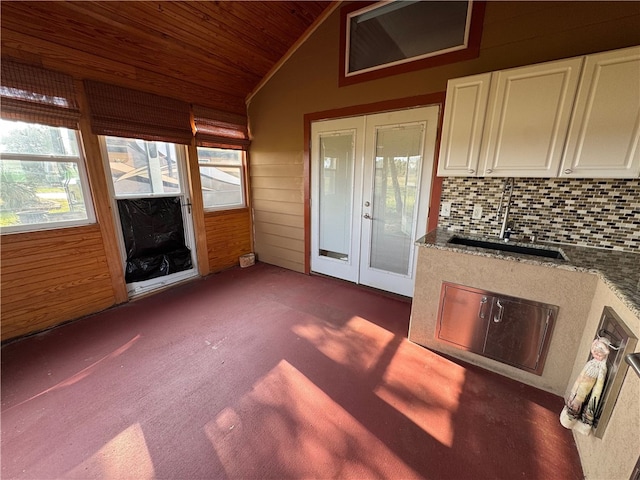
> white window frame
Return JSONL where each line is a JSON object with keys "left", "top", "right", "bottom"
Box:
{"left": 197, "top": 147, "right": 246, "bottom": 211}
{"left": 0, "top": 131, "right": 96, "bottom": 234}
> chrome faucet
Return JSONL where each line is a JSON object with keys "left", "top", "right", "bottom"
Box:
{"left": 497, "top": 178, "right": 515, "bottom": 241}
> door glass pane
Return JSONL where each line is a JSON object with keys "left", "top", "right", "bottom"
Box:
{"left": 318, "top": 132, "right": 354, "bottom": 261}
{"left": 370, "top": 124, "right": 424, "bottom": 275}
{"left": 104, "top": 136, "right": 181, "bottom": 196}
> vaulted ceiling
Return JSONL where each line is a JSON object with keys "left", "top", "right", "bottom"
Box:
{"left": 1, "top": 1, "right": 334, "bottom": 115}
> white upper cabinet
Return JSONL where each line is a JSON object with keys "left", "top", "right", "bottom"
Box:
{"left": 479, "top": 57, "right": 584, "bottom": 177}
{"left": 560, "top": 46, "right": 640, "bottom": 178}
{"left": 437, "top": 73, "right": 491, "bottom": 176}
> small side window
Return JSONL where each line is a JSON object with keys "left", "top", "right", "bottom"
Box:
{"left": 196, "top": 147, "right": 245, "bottom": 210}
{"left": 0, "top": 119, "right": 95, "bottom": 233}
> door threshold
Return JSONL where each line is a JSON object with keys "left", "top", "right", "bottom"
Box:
{"left": 127, "top": 272, "right": 200, "bottom": 300}
{"left": 309, "top": 271, "right": 412, "bottom": 303}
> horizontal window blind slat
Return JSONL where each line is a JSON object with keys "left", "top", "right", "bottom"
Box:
{"left": 0, "top": 60, "right": 80, "bottom": 129}
{"left": 84, "top": 81, "right": 192, "bottom": 144}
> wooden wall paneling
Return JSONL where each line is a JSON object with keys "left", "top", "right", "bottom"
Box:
{"left": 1, "top": 242, "right": 106, "bottom": 271}
{"left": 0, "top": 225, "right": 116, "bottom": 341}
{"left": 2, "top": 266, "right": 111, "bottom": 308}
{"left": 251, "top": 176, "right": 304, "bottom": 190}
{"left": 74, "top": 80, "right": 128, "bottom": 304}
{"left": 252, "top": 187, "right": 302, "bottom": 203}
{"left": 1, "top": 258, "right": 110, "bottom": 295}
{"left": 186, "top": 142, "right": 211, "bottom": 276}
{"left": 253, "top": 210, "right": 303, "bottom": 228}
{"left": 255, "top": 223, "right": 304, "bottom": 242}
{"left": 251, "top": 199, "right": 304, "bottom": 217}
{"left": 204, "top": 209, "right": 252, "bottom": 272}
{"left": 256, "top": 233, "right": 303, "bottom": 252}
{"left": 250, "top": 164, "right": 304, "bottom": 178}
{"left": 253, "top": 244, "right": 305, "bottom": 273}
{"left": 2, "top": 288, "right": 115, "bottom": 341}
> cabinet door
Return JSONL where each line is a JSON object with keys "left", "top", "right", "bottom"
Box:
{"left": 560, "top": 46, "right": 640, "bottom": 178}
{"left": 437, "top": 73, "right": 491, "bottom": 176}
{"left": 436, "top": 283, "right": 489, "bottom": 353}
{"left": 483, "top": 297, "right": 554, "bottom": 375}
{"left": 480, "top": 57, "right": 583, "bottom": 177}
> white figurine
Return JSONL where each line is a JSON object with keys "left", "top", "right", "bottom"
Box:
{"left": 560, "top": 337, "right": 610, "bottom": 435}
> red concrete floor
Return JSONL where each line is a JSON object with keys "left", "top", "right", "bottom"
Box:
{"left": 1, "top": 263, "right": 583, "bottom": 480}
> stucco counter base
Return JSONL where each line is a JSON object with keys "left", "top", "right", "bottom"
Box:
{"left": 409, "top": 244, "right": 597, "bottom": 396}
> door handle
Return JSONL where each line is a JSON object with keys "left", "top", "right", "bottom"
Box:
{"left": 493, "top": 299, "right": 505, "bottom": 323}
{"left": 363, "top": 213, "right": 372, "bottom": 219}
{"left": 478, "top": 296, "right": 488, "bottom": 319}
{"left": 182, "top": 199, "right": 192, "bottom": 214}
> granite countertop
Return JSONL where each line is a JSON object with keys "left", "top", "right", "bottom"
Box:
{"left": 417, "top": 228, "right": 640, "bottom": 318}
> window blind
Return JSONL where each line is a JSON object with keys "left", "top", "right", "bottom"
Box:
{"left": 0, "top": 60, "right": 80, "bottom": 129}
{"left": 84, "top": 81, "right": 192, "bottom": 145}
{"left": 192, "top": 105, "right": 250, "bottom": 150}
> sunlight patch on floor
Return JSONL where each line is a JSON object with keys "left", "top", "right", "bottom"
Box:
{"left": 63, "top": 423, "right": 154, "bottom": 479}
{"left": 373, "top": 341, "right": 467, "bottom": 448}
{"left": 291, "top": 315, "right": 395, "bottom": 374}
{"left": 204, "top": 359, "right": 424, "bottom": 479}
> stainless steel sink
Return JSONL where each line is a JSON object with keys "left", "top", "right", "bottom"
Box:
{"left": 448, "top": 236, "right": 568, "bottom": 260}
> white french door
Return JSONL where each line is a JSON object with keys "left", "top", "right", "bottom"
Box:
{"left": 311, "top": 106, "right": 439, "bottom": 297}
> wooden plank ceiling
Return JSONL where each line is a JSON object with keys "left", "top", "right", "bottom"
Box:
{"left": 1, "top": 1, "right": 333, "bottom": 115}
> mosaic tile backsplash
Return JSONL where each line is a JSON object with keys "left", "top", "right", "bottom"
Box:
{"left": 438, "top": 178, "right": 639, "bottom": 252}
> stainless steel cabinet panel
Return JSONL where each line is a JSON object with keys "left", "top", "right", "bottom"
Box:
{"left": 436, "top": 282, "right": 558, "bottom": 375}
{"left": 484, "top": 297, "right": 554, "bottom": 373}
{"left": 436, "top": 283, "right": 489, "bottom": 353}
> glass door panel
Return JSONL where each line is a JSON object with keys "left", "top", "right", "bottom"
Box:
{"left": 360, "top": 106, "right": 439, "bottom": 297}
{"left": 370, "top": 124, "right": 423, "bottom": 275}
{"left": 311, "top": 117, "right": 364, "bottom": 283}
{"left": 318, "top": 132, "right": 354, "bottom": 261}
{"left": 105, "top": 137, "right": 181, "bottom": 196}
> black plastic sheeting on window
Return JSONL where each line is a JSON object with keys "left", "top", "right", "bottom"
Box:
{"left": 117, "top": 197, "right": 192, "bottom": 283}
